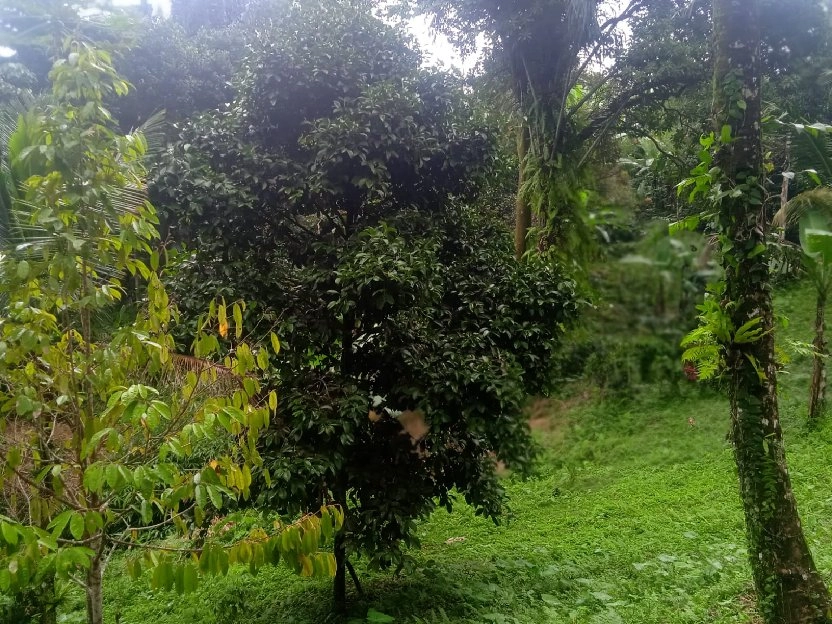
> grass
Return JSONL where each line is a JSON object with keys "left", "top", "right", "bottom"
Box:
{"left": 62, "top": 281, "right": 832, "bottom": 624}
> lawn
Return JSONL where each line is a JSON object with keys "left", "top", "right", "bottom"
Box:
{"left": 66, "top": 282, "right": 832, "bottom": 624}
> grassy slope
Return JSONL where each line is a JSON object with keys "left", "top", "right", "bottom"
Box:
{"left": 93, "top": 282, "right": 832, "bottom": 624}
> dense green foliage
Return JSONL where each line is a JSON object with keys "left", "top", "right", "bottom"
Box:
{"left": 0, "top": 41, "right": 340, "bottom": 624}
{"left": 151, "top": 0, "right": 579, "bottom": 587}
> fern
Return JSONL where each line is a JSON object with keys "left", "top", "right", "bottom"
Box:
{"left": 680, "top": 283, "right": 733, "bottom": 381}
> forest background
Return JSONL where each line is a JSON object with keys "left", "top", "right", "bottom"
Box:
{"left": 1, "top": 1, "right": 832, "bottom": 623}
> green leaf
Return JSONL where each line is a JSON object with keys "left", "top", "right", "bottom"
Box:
{"left": 195, "top": 484, "right": 207, "bottom": 510}
{"left": 182, "top": 563, "right": 198, "bottom": 593}
{"left": 83, "top": 428, "right": 115, "bottom": 459}
{"left": 127, "top": 558, "right": 143, "bottom": 580}
{"left": 149, "top": 401, "right": 171, "bottom": 420}
{"left": 734, "top": 317, "right": 764, "bottom": 344}
{"left": 207, "top": 485, "right": 223, "bottom": 511}
{"left": 106, "top": 464, "right": 122, "bottom": 490}
{"left": 223, "top": 406, "right": 246, "bottom": 424}
{"left": 270, "top": 332, "right": 281, "bottom": 355}
{"left": 69, "top": 512, "right": 85, "bottom": 541}
{"left": 1, "top": 523, "right": 18, "bottom": 546}
{"left": 6, "top": 447, "right": 21, "bottom": 469}
{"left": 16, "top": 260, "right": 30, "bottom": 280}
{"left": 366, "top": 608, "right": 395, "bottom": 623}
{"left": 669, "top": 215, "right": 700, "bottom": 236}
{"left": 140, "top": 499, "right": 152, "bottom": 524}
{"left": 85, "top": 512, "right": 103, "bottom": 537}
{"left": 745, "top": 242, "right": 767, "bottom": 260}
{"left": 49, "top": 510, "right": 73, "bottom": 538}
{"left": 83, "top": 464, "right": 105, "bottom": 494}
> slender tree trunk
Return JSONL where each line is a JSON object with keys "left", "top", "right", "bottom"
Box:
{"left": 85, "top": 554, "right": 104, "bottom": 624}
{"left": 809, "top": 288, "right": 827, "bottom": 423}
{"left": 333, "top": 202, "right": 356, "bottom": 615}
{"left": 713, "top": 0, "right": 832, "bottom": 621}
{"left": 514, "top": 123, "right": 531, "bottom": 260}
{"left": 333, "top": 501, "right": 347, "bottom": 614}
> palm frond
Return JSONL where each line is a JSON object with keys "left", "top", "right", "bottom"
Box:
{"left": 133, "top": 109, "right": 168, "bottom": 162}
{"left": 778, "top": 120, "right": 832, "bottom": 184}
{"left": 773, "top": 187, "right": 832, "bottom": 228}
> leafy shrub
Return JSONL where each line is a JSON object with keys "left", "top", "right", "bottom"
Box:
{"left": 152, "top": 0, "right": 580, "bottom": 596}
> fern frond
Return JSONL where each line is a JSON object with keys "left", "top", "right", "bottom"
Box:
{"left": 680, "top": 327, "right": 718, "bottom": 348}
{"left": 681, "top": 344, "right": 722, "bottom": 363}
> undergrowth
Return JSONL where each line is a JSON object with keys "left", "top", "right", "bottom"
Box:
{"left": 54, "top": 281, "right": 832, "bottom": 624}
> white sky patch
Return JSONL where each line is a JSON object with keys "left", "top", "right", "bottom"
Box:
{"left": 405, "top": 14, "right": 483, "bottom": 73}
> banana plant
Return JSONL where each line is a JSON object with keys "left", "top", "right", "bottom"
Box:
{"left": 774, "top": 187, "right": 832, "bottom": 422}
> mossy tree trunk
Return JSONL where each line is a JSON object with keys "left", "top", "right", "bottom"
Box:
{"left": 809, "top": 285, "right": 828, "bottom": 423}
{"left": 514, "top": 123, "right": 531, "bottom": 259}
{"left": 712, "top": 0, "right": 832, "bottom": 621}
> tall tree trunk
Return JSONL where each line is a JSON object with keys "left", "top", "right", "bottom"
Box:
{"left": 85, "top": 554, "right": 104, "bottom": 624}
{"left": 333, "top": 202, "right": 356, "bottom": 615}
{"left": 333, "top": 502, "right": 347, "bottom": 614}
{"left": 712, "top": 0, "right": 832, "bottom": 621}
{"left": 809, "top": 287, "right": 827, "bottom": 423}
{"left": 514, "top": 123, "right": 531, "bottom": 260}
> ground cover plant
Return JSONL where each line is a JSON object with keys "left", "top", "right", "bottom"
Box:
{"left": 33, "top": 282, "right": 821, "bottom": 624}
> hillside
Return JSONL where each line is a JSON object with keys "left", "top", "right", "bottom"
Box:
{"left": 70, "top": 281, "right": 830, "bottom": 624}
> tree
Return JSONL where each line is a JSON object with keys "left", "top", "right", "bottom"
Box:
{"left": 152, "top": 0, "right": 579, "bottom": 612}
{"left": 691, "top": 0, "right": 832, "bottom": 619}
{"left": 110, "top": 19, "right": 245, "bottom": 130}
{"left": 617, "top": 0, "right": 832, "bottom": 225}
{"left": 0, "top": 0, "right": 144, "bottom": 94}
{"left": 170, "top": 0, "right": 247, "bottom": 33}
{"left": 396, "top": 0, "right": 669, "bottom": 260}
{"left": 787, "top": 191, "right": 832, "bottom": 422}
{"left": 0, "top": 43, "right": 339, "bottom": 624}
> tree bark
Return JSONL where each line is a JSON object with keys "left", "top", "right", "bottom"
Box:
{"left": 333, "top": 521, "right": 347, "bottom": 614}
{"left": 85, "top": 553, "right": 104, "bottom": 624}
{"left": 332, "top": 204, "right": 357, "bottom": 615}
{"left": 809, "top": 288, "right": 827, "bottom": 423}
{"left": 514, "top": 123, "right": 531, "bottom": 260}
{"left": 713, "top": 0, "right": 832, "bottom": 621}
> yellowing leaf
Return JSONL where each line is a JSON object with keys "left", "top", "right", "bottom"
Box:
{"left": 270, "top": 332, "right": 281, "bottom": 355}
{"left": 257, "top": 348, "right": 269, "bottom": 370}
{"left": 233, "top": 303, "right": 243, "bottom": 340}
{"left": 300, "top": 555, "right": 313, "bottom": 576}
{"left": 218, "top": 301, "right": 228, "bottom": 338}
